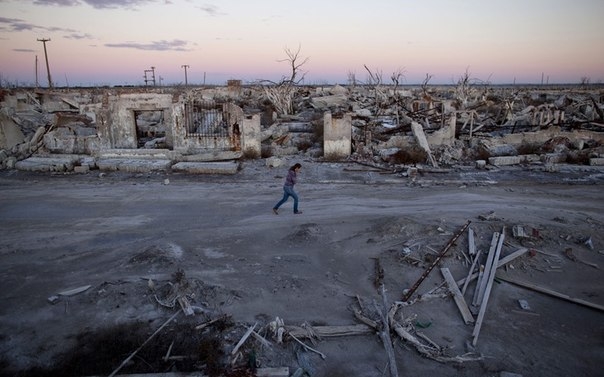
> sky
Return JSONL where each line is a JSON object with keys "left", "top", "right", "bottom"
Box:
{"left": 1, "top": 0, "right": 603, "bottom": 87}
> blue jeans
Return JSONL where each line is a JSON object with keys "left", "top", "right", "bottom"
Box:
{"left": 274, "top": 186, "right": 299, "bottom": 213}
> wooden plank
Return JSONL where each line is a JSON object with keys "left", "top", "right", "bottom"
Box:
{"left": 440, "top": 268, "right": 475, "bottom": 324}
{"left": 456, "top": 247, "right": 529, "bottom": 288}
{"left": 177, "top": 296, "right": 194, "bottom": 316}
{"left": 58, "top": 285, "right": 91, "bottom": 296}
{"left": 497, "top": 247, "right": 528, "bottom": 267}
{"left": 471, "top": 265, "right": 485, "bottom": 306}
{"left": 461, "top": 252, "right": 480, "bottom": 296}
{"left": 473, "top": 232, "right": 501, "bottom": 307}
{"left": 286, "top": 324, "right": 374, "bottom": 338}
{"left": 472, "top": 228, "right": 505, "bottom": 346}
{"left": 231, "top": 322, "right": 257, "bottom": 356}
{"left": 468, "top": 228, "right": 476, "bottom": 256}
{"left": 495, "top": 272, "right": 604, "bottom": 313}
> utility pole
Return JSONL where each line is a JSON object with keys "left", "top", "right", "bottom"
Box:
{"left": 35, "top": 55, "right": 39, "bottom": 88}
{"left": 181, "top": 64, "right": 189, "bottom": 86}
{"left": 144, "top": 66, "right": 156, "bottom": 86}
{"left": 37, "top": 38, "right": 53, "bottom": 88}
{"left": 151, "top": 66, "right": 156, "bottom": 86}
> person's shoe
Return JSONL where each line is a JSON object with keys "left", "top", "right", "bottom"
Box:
{"left": 294, "top": 211, "right": 303, "bottom": 214}
{"left": 272, "top": 208, "right": 279, "bottom": 215}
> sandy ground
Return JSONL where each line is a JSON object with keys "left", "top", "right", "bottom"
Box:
{"left": 0, "top": 159, "right": 603, "bottom": 377}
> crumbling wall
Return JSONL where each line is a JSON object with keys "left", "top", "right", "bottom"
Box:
{"left": 99, "top": 93, "right": 174, "bottom": 150}
{"left": 323, "top": 112, "right": 352, "bottom": 159}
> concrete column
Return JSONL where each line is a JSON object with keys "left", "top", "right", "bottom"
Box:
{"left": 242, "top": 114, "right": 261, "bottom": 157}
{"left": 323, "top": 112, "right": 352, "bottom": 159}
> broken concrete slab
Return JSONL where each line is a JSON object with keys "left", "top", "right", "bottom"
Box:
{"left": 177, "top": 150, "right": 242, "bottom": 162}
{"left": 97, "top": 158, "right": 173, "bottom": 173}
{"left": 171, "top": 161, "right": 239, "bottom": 175}
{"left": 15, "top": 155, "right": 79, "bottom": 172}
{"left": 97, "top": 148, "right": 172, "bottom": 160}
{"left": 488, "top": 156, "right": 521, "bottom": 166}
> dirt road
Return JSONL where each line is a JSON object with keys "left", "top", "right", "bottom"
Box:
{"left": 0, "top": 160, "right": 603, "bottom": 376}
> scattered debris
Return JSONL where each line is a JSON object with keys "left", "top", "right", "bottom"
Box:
{"left": 584, "top": 236, "right": 594, "bottom": 250}
{"left": 403, "top": 220, "right": 472, "bottom": 302}
{"left": 57, "top": 284, "right": 92, "bottom": 296}
{"left": 478, "top": 211, "right": 497, "bottom": 221}
{"left": 518, "top": 299, "right": 531, "bottom": 310}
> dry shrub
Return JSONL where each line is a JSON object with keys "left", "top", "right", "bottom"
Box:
{"left": 242, "top": 147, "right": 260, "bottom": 160}
{"left": 311, "top": 118, "right": 324, "bottom": 143}
{"left": 324, "top": 152, "right": 343, "bottom": 161}
{"left": 517, "top": 142, "right": 541, "bottom": 155}
{"left": 389, "top": 146, "right": 428, "bottom": 164}
{"left": 566, "top": 150, "right": 590, "bottom": 165}
{"left": 261, "top": 145, "right": 273, "bottom": 158}
{"left": 296, "top": 140, "right": 313, "bottom": 152}
{"left": 542, "top": 137, "right": 571, "bottom": 153}
{"left": 474, "top": 147, "right": 491, "bottom": 161}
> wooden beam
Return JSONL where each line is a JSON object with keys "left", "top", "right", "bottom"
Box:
{"left": 461, "top": 252, "right": 481, "bottom": 296}
{"left": 457, "top": 247, "right": 528, "bottom": 288}
{"left": 472, "top": 228, "right": 505, "bottom": 346}
{"left": 440, "top": 268, "right": 474, "bottom": 324}
{"left": 286, "top": 324, "right": 374, "bottom": 338}
{"left": 495, "top": 272, "right": 604, "bottom": 313}
{"left": 473, "top": 232, "right": 500, "bottom": 306}
{"left": 468, "top": 227, "right": 476, "bottom": 256}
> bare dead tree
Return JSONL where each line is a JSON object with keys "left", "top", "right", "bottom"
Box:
{"left": 278, "top": 45, "right": 309, "bottom": 85}
{"left": 455, "top": 67, "right": 473, "bottom": 109}
{"left": 390, "top": 68, "right": 407, "bottom": 126}
{"left": 390, "top": 67, "right": 406, "bottom": 92}
{"left": 364, "top": 64, "right": 383, "bottom": 87}
{"left": 421, "top": 73, "right": 433, "bottom": 97}
{"left": 363, "top": 65, "right": 387, "bottom": 116}
{"left": 347, "top": 71, "right": 357, "bottom": 88}
{"left": 261, "top": 45, "right": 309, "bottom": 115}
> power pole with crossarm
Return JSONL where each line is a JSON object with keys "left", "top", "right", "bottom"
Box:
{"left": 37, "top": 38, "right": 53, "bottom": 88}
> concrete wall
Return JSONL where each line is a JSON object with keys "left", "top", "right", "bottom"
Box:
{"left": 426, "top": 114, "right": 456, "bottom": 146}
{"left": 323, "top": 112, "right": 352, "bottom": 158}
{"left": 242, "top": 114, "right": 261, "bottom": 156}
{"left": 99, "top": 93, "right": 174, "bottom": 150}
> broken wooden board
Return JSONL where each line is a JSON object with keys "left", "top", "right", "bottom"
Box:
{"left": 177, "top": 296, "right": 194, "bottom": 316}
{"left": 495, "top": 272, "right": 604, "bottom": 313}
{"left": 57, "top": 285, "right": 91, "bottom": 296}
{"left": 456, "top": 247, "right": 528, "bottom": 288}
{"left": 473, "top": 232, "right": 501, "bottom": 307}
{"left": 441, "top": 268, "right": 474, "bottom": 324}
{"left": 468, "top": 227, "right": 476, "bottom": 256}
{"left": 472, "top": 229, "right": 505, "bottom": 346}
{"left": 285, "top": 324, "right": 374, "bottom": 338}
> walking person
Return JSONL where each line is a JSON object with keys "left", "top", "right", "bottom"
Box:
{"left": 273, "top": 163, "right": 303, "bottom": 215}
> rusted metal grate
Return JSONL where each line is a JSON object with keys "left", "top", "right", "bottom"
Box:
{"left": 184, "top": 99, "right": 235, "bottom": 149}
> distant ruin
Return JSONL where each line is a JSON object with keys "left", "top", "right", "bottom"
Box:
{"left": 0, "top": 83, "right": 602, "bottom": 174}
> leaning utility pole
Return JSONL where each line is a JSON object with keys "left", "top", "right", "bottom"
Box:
{"left": 37, "top": 38, "right": 53, "bottom": 88}
{"left": 181, "top": 64, "right": 189, "bottom": 86}
{"left": 35, "top": 55, "right": 39, "bottom": 88}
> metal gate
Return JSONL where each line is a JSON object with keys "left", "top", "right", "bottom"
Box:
{"left": 183, "top": 99, "right": 239, "bottom": 150}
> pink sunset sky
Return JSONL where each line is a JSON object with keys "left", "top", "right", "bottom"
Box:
{"left": 1, "top": 0, "right": 603, "bottom": 87}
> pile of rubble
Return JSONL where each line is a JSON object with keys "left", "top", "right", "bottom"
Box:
{"left": 0, "top": 84, "right": 602, "bottom": 173}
